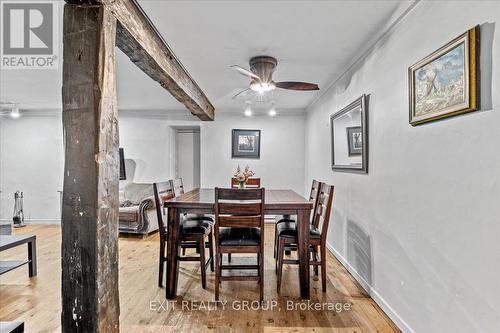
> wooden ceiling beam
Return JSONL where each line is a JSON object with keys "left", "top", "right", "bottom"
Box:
{"left": 66, "top": 0, "right": 215, "bottom": 121}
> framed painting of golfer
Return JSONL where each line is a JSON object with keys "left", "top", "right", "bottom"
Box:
{"left": 408, "top": 25, "right": 480, "bottom": 126}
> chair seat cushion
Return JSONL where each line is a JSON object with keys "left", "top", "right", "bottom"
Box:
{"left": 184, "top": 214, "right": 214, "bottom": 223}
{"left": 181, "top": 219, "right": 211, "bottom": 235}
{"left": 276, "top": 221, "right": 321, "bottom": 239}
{"left": 275, "top": 215, "right": 296, "bottom": 224}
{"left": 219, "top": 227, "right": 261, "bottom": 246}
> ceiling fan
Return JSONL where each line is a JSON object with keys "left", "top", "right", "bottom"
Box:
{"left": 230, "top": 56, "right": 319, "bottom": 99}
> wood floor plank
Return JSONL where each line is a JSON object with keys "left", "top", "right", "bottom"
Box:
{"left": 0, "top": 224, "right": 399, "bottom": 333}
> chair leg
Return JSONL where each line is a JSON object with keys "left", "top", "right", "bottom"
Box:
{"left": 215, "top": 249, "right": 220, "bottom": 300}
{"left": 182, "top": 247, "right": 186, "bottom": 256}
{"left": 228, "top": 253, "right": 232, "bottom": 263}
{"left": 199, "top": 238, "right": 206, "bottom": 289}
{"left": 274, "top": 252, "right": 278, "bottom": 275}
{"left": 273, "top": 223, "right": 278, "bottom": 258}
{"left": 219, "top": 254, "right": 223, "bottom": 284}
{"left": 158, "top": 241, "right": 165, "bottom": 287}
{"left": 277, "top": 237, "right": 285, "bottom": 293}
{"left": 320, "top": 244, "right": 327, "bottom": 292}
{"left": 259, "top": 247, "right": 264, "bottom": 302}
{"left": 208, "top": 231, "right": 214, "bottom": 272}
{"left": 275, "top": 242, "right": 279, "bottom": 274}
{"left": 313, "top": 246, "right": 319, "bottom": 276}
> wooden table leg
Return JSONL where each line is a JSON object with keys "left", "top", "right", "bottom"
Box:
{"left": 297, "top": 208, "right": 311, "bottom": 299}
{"left": 166, "top": 207, "right": 181, "bottom": 299}
{"left": 27, "top": 238, "right": 37, "bottom": 277}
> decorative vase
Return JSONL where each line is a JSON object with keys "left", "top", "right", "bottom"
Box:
{"left": 238, "top": 181, "right": 246, "bottom": 189}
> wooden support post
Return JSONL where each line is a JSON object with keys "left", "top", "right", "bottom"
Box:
{"left": 61, "top": 4, "right": 119, "bottom": 332}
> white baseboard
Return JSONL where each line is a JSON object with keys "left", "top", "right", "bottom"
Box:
{"left": 0, "top": 218, "right": 60, "bottom": 224}
{"left": 326, "top": 241, "right": 414, "bottom": 333}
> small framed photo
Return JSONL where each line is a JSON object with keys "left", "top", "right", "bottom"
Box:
{"left": 346, "top": 126, "right": 362, "bottom": 156}
{"left": 232, "top": 129, "right": 261, "bottom": 159}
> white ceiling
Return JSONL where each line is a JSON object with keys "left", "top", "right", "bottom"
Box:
{"left": 0, "top": 0, "right": 405, "bottom": 114}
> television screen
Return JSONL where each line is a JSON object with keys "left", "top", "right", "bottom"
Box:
{"left": 119, "top": 148, "right": 126, "bottom": 180}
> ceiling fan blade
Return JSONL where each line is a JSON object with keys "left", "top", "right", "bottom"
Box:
{"left": 230, "top": 65, "right": 261, "bottom": 80}
{"left": 275, "top": 81, "right": 319, "bottom": 91}
{"left": 232, "top": 88, "right": 252, "bottom": 99}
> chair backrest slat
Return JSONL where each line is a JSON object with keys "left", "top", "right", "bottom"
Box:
{"left": 218, "top": 202, "right": 262, "bottom": 216}
{"left": 312, "top": 183, "right": 334, "bottom": 239}
{"left": 218, "top": 215, "right": 262, "bottom": 228}
{"left": 217, "top": 187, "right": 263, "bottom": 201}
{"left": 309, "top": 179, "right": 321, "bottom": 201}
{"left": 153, "top": 181, "right": 175, "bottom": 240}
{"left": 309, "top": 179, "right": 322, "bottom": 227}
{"left": 231, "top": 177, "right": 261, "bottom": 188}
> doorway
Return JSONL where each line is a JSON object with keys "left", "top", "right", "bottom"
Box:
{"left": 173, "top": 127, "right": 201, "bottom": 192}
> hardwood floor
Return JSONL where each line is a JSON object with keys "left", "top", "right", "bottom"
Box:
{"left": 0, "top": 224, "right": 399, "bottom": 332}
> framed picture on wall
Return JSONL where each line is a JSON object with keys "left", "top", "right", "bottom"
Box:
{"left": 330, "top": 94, "right": 369, "bottom": 173}
{"left": 408, "top": 25, "right": 480, "bottom": 125}
{"left": 119, "top": 148, "right": 126, "bottom": 180}
{"left": 231, "top": 129, "right": 261, "bottom": 159}
{"left": 346, "top": 126, "right": 362, "bottom": 156}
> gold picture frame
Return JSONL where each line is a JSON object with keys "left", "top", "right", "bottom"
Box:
{"left": 409, "top": 25, "right": 480, "bottom": 126}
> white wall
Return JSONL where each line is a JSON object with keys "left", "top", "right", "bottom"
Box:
{"left": 304, "top": 1, "right": 500, "bottom": 332}
{"left": 0, "top": 115, "right": 64, "bottom": 222}
{"left": 176, "top": 130, "right": 201, "bottom": 191}
{"left": 118, "top": 116, "right": 174, "bottom": 187}
{"left": 201, "top": 113, "right": 305, "bottom": 194}
{"left": 120, "top": 112, "right": 307, "bottom": 194}
{"left": 0, "top": 111, "right": 306, "bottom": 220}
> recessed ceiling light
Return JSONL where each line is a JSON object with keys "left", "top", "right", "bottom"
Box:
{"left": 268, "top": 106, "right": 277, "bottom": 117}
{"left": 10, "top": 107, "right": 20, "bottom": 119}
{"left": 244, "top": 104, "right": 252, "bottom": 117}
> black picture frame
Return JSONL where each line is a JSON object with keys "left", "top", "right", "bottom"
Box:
{"left": 231, "top": 129, "right": 261, "bottom": 159}
{"left": 346, "top": 126, "right": 362, "bottom": 156}
{"left": 119, "top": 148, "right": 126, "bottom": 180}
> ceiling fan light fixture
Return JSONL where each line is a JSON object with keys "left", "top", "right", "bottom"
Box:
{"left": 250, "top": 81, "right": 275, "bottom": 94}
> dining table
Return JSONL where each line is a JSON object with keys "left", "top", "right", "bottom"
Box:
{"left": 163, "top": 188, "right": 313, "bottom": 299}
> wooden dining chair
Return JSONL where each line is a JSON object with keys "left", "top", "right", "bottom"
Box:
{"left": 273, "top": 179, "right": 322, "bottom": 259}
{"left": 173, "top": 177, "right": 214, "bottom": 222}
{"left": 171, "top": 178, "right": 185, "bottom": 197}
{"left": 214, "top": 188, "right": 265, "bottom": 301}
{"left": 276, "top": 183, "right": 334, "bottom": 293}
{"left": 231, "top": 177, "right": 261, "bottom": 188}
{"left": 228, "top": 178, "right": 262, "bottom": 263}
{"left": 153, "top": 181, "right": 214, "bottom": 289}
